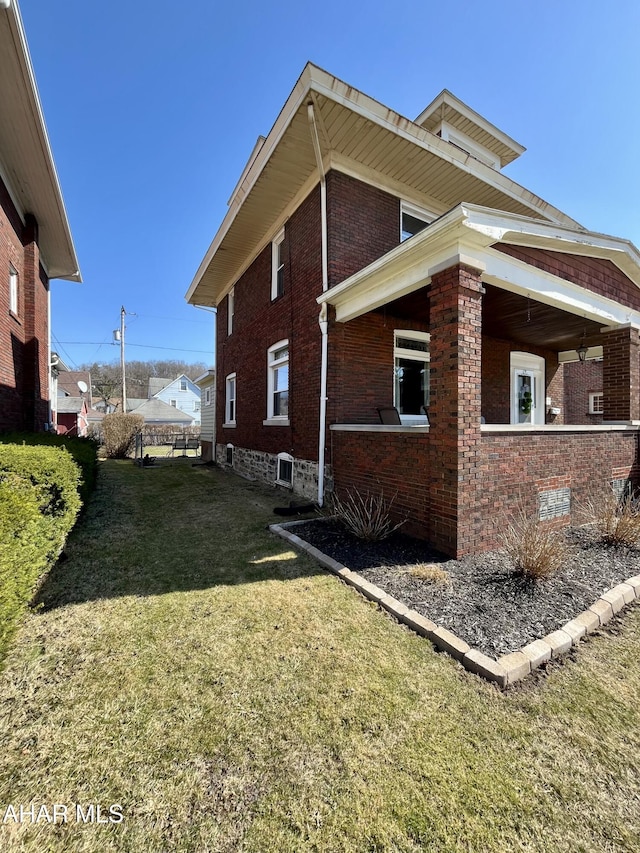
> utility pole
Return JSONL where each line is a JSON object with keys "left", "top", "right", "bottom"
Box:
{"left": 120, "top": 306, "right": 126, "bottom": 413}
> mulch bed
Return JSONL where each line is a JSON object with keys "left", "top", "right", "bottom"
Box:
{"left": 291, "top": 519, "right": 640, "bottom": 658}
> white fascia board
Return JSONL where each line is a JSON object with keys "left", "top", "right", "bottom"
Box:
{"left": 480, "top": 246, "right": 640, "bottom": 328}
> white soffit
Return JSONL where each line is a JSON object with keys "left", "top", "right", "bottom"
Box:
{"left": 186, "top": 63, "right": 581, "bottom": 308}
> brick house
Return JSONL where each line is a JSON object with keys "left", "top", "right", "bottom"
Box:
{"left": 186, "top": 63, "right": 640, "bottom": 558}
{"left": 0, "top": 1, "right": 80, "bottom": 433}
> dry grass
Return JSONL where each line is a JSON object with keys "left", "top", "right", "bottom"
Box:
{"left": 579, "top": 485, "right": 640, "bottom": 547}
{"left": 501, "top": 508, "right": 569, "bottom": 579}
{"left": 407, "top": 562, "right": 450, "bottom": 584}
{"left": 330, "top": 488, "right": 405, "bottom": 541}
{"left": 0, "top": 460, "right": 639, "bottom": 852}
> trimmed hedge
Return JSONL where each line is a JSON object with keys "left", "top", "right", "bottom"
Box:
{"left": 0, "top": 438, "right": 95, "bottom": 663}
{"left": 0, "top": 432, "right": 98, "bottom": 504}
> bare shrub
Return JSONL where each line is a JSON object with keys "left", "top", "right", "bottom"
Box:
{"left": 330, "top": 489, "right": 405, "bottom": 542}
{"left": 500, "top": 509, "right": 568, "bottom": 580}
{"left": 103, "top": 413, "right": 144, "bottom": 459}
{"left": 578, "top": 486, "right": 640, "bottom": 547}
{"left": 408, "top": 563, "right": 450, "bottom": 584}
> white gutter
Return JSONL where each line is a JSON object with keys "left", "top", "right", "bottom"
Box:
{"left": 308, "top": 102, "right": 329, "bottom": 506}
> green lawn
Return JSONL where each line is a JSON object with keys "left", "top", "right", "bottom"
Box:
{"left": 0, "top": 458, "right": 639, "bottom": 852}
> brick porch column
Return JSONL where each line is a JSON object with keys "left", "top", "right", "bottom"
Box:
{"left": 428, "top": 262, "right": 484, "bottom": 558}
{"left": 601, "top": 325, "right": 640, "bottom": 422}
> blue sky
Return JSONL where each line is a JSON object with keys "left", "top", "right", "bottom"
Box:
{"left": 19, "top": 0, "right": 640, "bottom": 370}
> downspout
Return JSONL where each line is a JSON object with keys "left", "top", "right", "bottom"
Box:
{"left": 307, "top": 102, "right": 329, "bottom": 506}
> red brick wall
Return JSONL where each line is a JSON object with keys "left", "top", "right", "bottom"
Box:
{"left": 217, "top": 169, "right": 405, "bottom": 464}
{"left": 0, "top": 177, "right": 49, "bottom": 432}
{"left": 326, "top": 171, "right": 399, "bottom": 287}
{"left": 477, "top": 429, "right": 640, "bottom": 549}
{"left": 216, "top": 185, "right": 323, "bottom": 460}
{"left": 330, "top": 428, "right": 430, "bottom": 538}
{"left": 564, "top": 360, "right": 603, "bottom": 424}
{"left": 497, "top": 244, "right": 640, "bottom": 312}
{"left": 331, "top": 425, "right": 640, "bottom": 554}
{"left": 328, "top": 309, "right": 430, "bottom": 425}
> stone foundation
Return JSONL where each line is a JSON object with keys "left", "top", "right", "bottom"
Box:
{"left": 215, "top": 443, "right": 332, "bottom": 502}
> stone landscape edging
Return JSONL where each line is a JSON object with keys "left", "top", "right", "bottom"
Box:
{"left": 269, "top": 520, "right": 640, "bottom": 688}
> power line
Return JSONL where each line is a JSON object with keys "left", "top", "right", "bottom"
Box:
{"left": 56, "top": 341, "right": 212, "bottom": 354}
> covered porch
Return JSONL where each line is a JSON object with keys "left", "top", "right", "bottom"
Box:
{"left": 320, "top": 204, "right": 640, "bottom": 558}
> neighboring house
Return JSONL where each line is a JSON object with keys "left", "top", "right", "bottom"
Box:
{"left": 57, "top": 369, "right": 92, "bottom": 405}
{"left": 128, "top": 397, "right": 194, "bottom": 427}
{"left": 186, "top": 63, "right": 640, "bottom": 559}
{"left": 195, "top": 369, "right": 215, "bottom": 461}
{"left": 56, "top": 396, "right": 88, "bottom": 437}
{"left": 0, "top": 1, "right": 81, "bottom": 433}
{"left": 150, "top": 374, "right": 202, "bottom": 425}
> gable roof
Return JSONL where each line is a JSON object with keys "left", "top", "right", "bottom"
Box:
{"left": 148, "top": 377, "right": 172, "bottom": 397}
{"left": 131, "top": 397, "right": 194, "bottom": 424}
{"left": 186, "top": 62, "right": 581, "bottom": 309}
{"left": 0, "top": 1, "right": 80, "bottom": 282}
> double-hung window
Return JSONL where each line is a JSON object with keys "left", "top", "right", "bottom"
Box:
{"left": 394, "top": 331, "right": 430, "bottom": 423}
{"left": 271, "top": 229, "right": 285, "bottom": 300}
{"left": 225, "top": 373, "right": 236, "bottom": 425}
{"left": 266, "top": 341, "right": 289, "bottom": 423}
{"left": 9, "top": 265, "right": 18, "bottom": 315}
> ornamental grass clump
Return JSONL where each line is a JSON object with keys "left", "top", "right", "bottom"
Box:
{"left": 501, "top": 509, "right": 568, "bottom": 580}
{"left": 579, "top": 485, "right": 640, "bottom": 547}
{"left": 331, "top": 488, "right": 405, "bottom": 542}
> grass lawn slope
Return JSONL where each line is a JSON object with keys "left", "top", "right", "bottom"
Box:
{"left": 0, "top": 458, "right": 639, "bottom": 852}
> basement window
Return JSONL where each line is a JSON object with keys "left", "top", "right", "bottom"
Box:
{"left": 276, "top": 452, "right": 293, "bottom": 487}
{"left": 226, "top": 443, "right": 234, "bottom": 466}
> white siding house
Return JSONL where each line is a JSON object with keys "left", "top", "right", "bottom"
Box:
{"left": 151, "top": 374, "right": 202, "bottom": 425}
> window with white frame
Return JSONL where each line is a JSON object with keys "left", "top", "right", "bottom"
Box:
{"left": 271, "top": 228, "right": 285, "bottom": 300}
{"left": 394, "top": 331, "right": 430, "bottom": 421}
{"left": 180, "top": 378, "right": 187, "bottom": 391}
{"left": 205, "top": 387, "right": 211, "bottom": 406}
{"left": 266, "top": 341, "right": 289, "bottom": 421}
{"left": 276, "top": 452, "right": 293, "bottom": 487}
{"left": 9, "top": 265, "right": 18, "bottom": 315}
{"left": 225, "top": 373, "right": 236, "bottom": 424}
{"left": 589, "top": 392, "right": 604, "bottom": 414}
{"left": 227, "top": 287, "right": 235, "bottom": 335}
{"left": 170, "top": 399, "right": 177, "bottom": 407}
{"left": 400, "top": 202, "right": 434, "bottom": 242}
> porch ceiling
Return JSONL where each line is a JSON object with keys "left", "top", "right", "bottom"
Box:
{"left": 378, "top": 284, "right": 604, "bottom": 352}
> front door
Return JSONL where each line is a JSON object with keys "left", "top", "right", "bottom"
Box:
{"left": 510, "top": 353, "right": 545, "bottom": 425}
